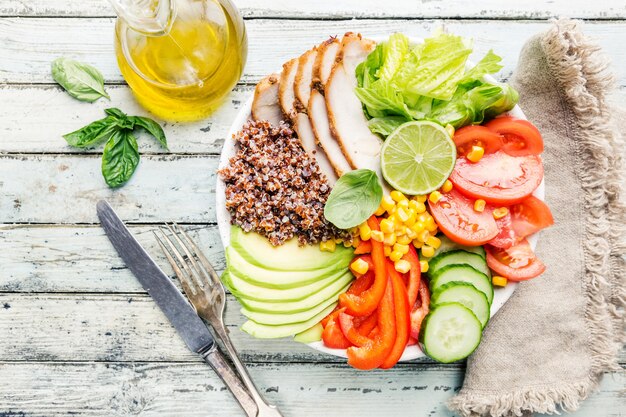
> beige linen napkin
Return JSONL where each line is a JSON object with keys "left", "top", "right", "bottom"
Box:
{"left": 448, "top": 19, "right": 625, "bottom": 417}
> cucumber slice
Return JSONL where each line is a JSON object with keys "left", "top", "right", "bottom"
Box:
{"left": 431, "top": 282, "right": 490, "bottom": 328}
{"left": 434, "top": 235, "right": 486, "bottom": 258}
{"left": 420, "top": 302, "right": 482, "bottom": 363}
{"left": 241, "top": 302, "right": 338, "bottom": 339}
{"left": 429, "top": 249, "right": 490, "bottom": 277}
{"left": 430, "top": 264, "right": 493, "bottom": 305}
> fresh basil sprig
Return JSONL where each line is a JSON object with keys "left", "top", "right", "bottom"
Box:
{"left": 51, "top": 57, "right": 110, "bottom": 103}
{"left": 324, "top": 169, "right": 383, "bottom": 229}
{"left": 63, "top": 108, "right": 168, "bottom": 188}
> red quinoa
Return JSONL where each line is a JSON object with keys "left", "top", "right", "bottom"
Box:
{"left": 218, "top": 119, "right": 350, "bottom": 246}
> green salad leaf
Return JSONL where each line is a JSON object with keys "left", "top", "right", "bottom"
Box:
{"left": 356, "top": 31, "right": 519, "bottom": 134}
{"left": 51, "top": 57, "right": 110, "bottom": 103}
{"left": 324, "top": 169, "right": 383, "bottom": 229}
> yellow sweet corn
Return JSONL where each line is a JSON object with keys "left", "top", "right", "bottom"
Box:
{"left": 413, "top": 195, "right": 428, "bottom": 203}
{"left": 359, "top": 222, "right": 372, "bottom": 241}
{"left": 417, "top": 229, "right": 430, "bottom": 243}
{"left": 389, "top": 250, "right": 404, "bottom": 262}
{"left": 441, "top": 179, "right": 453, "bottom": 193}
{"left": 384, "top": 245, "right": 392, "bottom": 257}
{"left": 396, "top": 207, "right": 410, "bottom": 223}
{"left": 394, "top": 259, "right": 411, "bottom": 274}
{"left": 429, "top": 191, "right": 442, "bottom": 204}
{"left": 394, "top": 243, "right": 410, "bottom": 255}
{"left": 343, "top": 240, "right": 352, "bottom": 248}
{"left": 370, "top": 230, "right": 384, "bottom": 242}
{"left": 411, "top": 221, "right": 426, "bottom": 234}
{"left": 406, "top": 227, "right": 418, "bottom": 240}
{"left": 397, "top": 199, "right": 409, "bottom": 210}
{"left": 425, "top": 235, "right": 441, "bottom": 249}
{"left": 467, "top": 145, "right": 485, "bottom": 163}
{"left": 320, "top": 240, "right": 336, "bottom": 252}
{"left": 419, "top": 260, "right": 429, "bottom": 273}
{"left": 421, "top": 245, "right": 435, "bottom": 258}
{"left": 383, "top": 233, "right": 397, "bottom": 246}
{"left": 381, "top": 195, "right": 395, "bottom": 212}
{"left": 351, "top": 258, "right": 370, "bottom": 275}
{"left": 390, "top": 190, "right": 407, "bottom": 202}
{"left": 413, "top": 239, "right": 424, "bottom": 249}
{"left": 417, "top": 213, "right": 429, "bottom": 223}
{"left": 425, "top": 217, "right": 438, "bottom": 232}
{"left": 474, "top": 199, "right": 486, "bottom": 213}
{"left": 380, "top": 218, "right": 395, "bottom": 234}
{"left": 397, "top": 234, "right": 412, "bottom": 245}
{"left": 493, "top": 207, "right": 509, "bottom": 220}
{"left": 374, "top": 206, "right": 386, "bottom": 216}
{"left": 352, "top": 237, "right": 361, "bottom": 248}
{"left": 404, "top": 211, "right": 417, "bottom": 227}
{"left": 492, "top": 276, "right": 508, "bottom": 287}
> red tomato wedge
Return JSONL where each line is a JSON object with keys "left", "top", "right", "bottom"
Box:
{"left": 510, "top": 196, "right": 554, "bottom": 238}
{"left": 449, "top": 151, "right": 543, "bottom": 205}
{"left": 485, "top": 116, "right": 544, "bottom": 156}
{"left": 488, "top": 212, "right": 517, "bottom": 249}
{"left": 428, "top": 188, "right": 499, "bottom": 246}
{"left": 486, "top": 239, "right": 546, "bottom": 281}
{"left": 453, "top": 125, "right": 503, "bottom": 155}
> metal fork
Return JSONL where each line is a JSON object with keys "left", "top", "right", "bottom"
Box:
{"left": 154, "top": 223, "right": 283, "bottom": 417}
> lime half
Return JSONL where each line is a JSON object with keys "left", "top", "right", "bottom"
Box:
{"left": 381, "top": 121, "right": 457, "bottom": 195}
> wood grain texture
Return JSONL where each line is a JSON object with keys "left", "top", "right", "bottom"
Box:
{"left": 1, "top": 18, "right": 625, "bottom": 86}
{"left": 1, "top": 0, "right": 625, "bottom": 19}
{"left": 0, "top": 362, "right": 623, "bottom": 417}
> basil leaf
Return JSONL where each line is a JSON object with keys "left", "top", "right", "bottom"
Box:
{"left": 324, "top": 169, "right": 383, "bottom": 229}
{"left": 129, "top": 116, "right": 168, "bottom": 149}
{"left": 102, "top": 130, "right": 140, "bottom": 188}
{"left": 105, "top": 108, "right": 135, "bottom": 130}
{"left": 51, "top": 57, "right": 110, "bottom": 103}
{"left": 63, "top": 116, "right": 118, "bottom": 148}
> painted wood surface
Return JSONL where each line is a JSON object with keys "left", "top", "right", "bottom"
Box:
{"left": 1, "top": 19, "right": 625, "bottom": 86}
{"left": 1, "top": 0, "right": 625, "bottom": 19}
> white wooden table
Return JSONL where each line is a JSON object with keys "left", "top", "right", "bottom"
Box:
{"left": 0, "top": 1, "right": 624, "bottom": 416}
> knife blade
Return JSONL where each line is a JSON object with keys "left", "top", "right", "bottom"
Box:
{"left": 96, "top": 200, "right": 214, "bottom": 354}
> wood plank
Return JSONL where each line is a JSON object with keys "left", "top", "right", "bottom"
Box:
{"left": 1, "top": 18, "right": 625, "bottom": 86}
{"left": 1, "top": 0, "right": 624, "bottom": 19}
{"left": 0, "top": 154, "right": 218, "bottom": 223}
{"left": 0, "top": 84, "right": 251, "bottom": 154}
{"left": 0, "top": 361, "right": 623, "bottom": 417}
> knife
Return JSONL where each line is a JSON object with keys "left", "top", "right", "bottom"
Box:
{"left": 96, "top": 200, "right": 258, "bottom": 417}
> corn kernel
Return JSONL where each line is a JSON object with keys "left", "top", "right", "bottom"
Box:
{"left": 404, "top": 212, "right": 417, "bottom": 227}
{"left": 384, "top": 245, "right": 392, "bottom": 257}
{"left": 320, "top": 240, "right": 336, "bottom": 252}
{"left": 493, "top": 207, "right": 509, "bottom": 220}
{"left": 425, "top": 235, "right": 441, "bottom": 249}
{"left": 429, "top": 191, "right": 442, "bottom": 204}
{"left": 343, "top": 240, "right": 352, "bottom": 247}
{"left": 383, "top": 233, "right": 397, "bottom": 246}
{"left": 492, "top": 276, "right": 508, "bottom": 287}
{"left": 417, "top": 213, "right": 429, "bottom": 223}
{"left": 419, "top": 260, "right": 429, "bottom": 273}
{"left": 445, "top": 124, "right": 455, "bottom": 138}
{"left": 381, "top": 195, "right": 395, "bottom": 212}
{"left": 370, "top": 230, "right": 384, "bottom": 242}
{"left": 406, "top": 228, "right": 418, "bottom": 240}
{"left": 394, "top": 243, "right": 410, "bottom": 255}
{"left": 467, "top": 145, "right": 485, "bottom": 163}
{"left": 374, "top": 206, "right": 386, "bottom": 216}
{"left": 397, "top": 234, "right": 412, "bottom": 245}
{"left": 390, "top": 190, "right": 407, "bottom": 202}
{"left": 380, "top": 218, "right": 395, "bottom": 234}
{"left": 413, "top": 239, "right": 424, "bottom": 249}
{"left": 474, "top": 199, "right": 486, "bottom": 213}
{"left": 421, "top": 245, "right": 435, "bottom": 258}
{"left": 394, "top": 259, "right": 411, "bottom": 274}
{"left": 359, "top": 223, "right": 372, "bottom": 241}
{"left": 395, "top": 226, "right": 409, "bottom": 237}
{"left": 389, "top": 250, "right": 404, "bottom": 262}
{"left": 413, "top": 195, "right": 428, "bottom": 203}
{"left": 352, "top": 237, "right": 361, "bottom": 248}
{"left": 425, "top": 217, "right": 438, "bottom": 232}
{"left": 351, "top": 258, "right": 370, "bottom": 275}
{"left": 396, "top": 208, "right": 410, "bottom": 223}
{"left": 411, "top": 222, "right": 425, "bottom": 234}
{"left": 417, "top": 229, "right": 430, "bottom": 243}
{"left": 397, "top": 199, "right": 409, "bottom": 210}
{"left": 441, "top": 180, "right": 453, "bottom": 193}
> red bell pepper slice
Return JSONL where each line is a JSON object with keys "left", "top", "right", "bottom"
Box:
{"left": 349, "top": 254, "right": 374, "bottom": 278}
{"left": 407, "top": 336, "right": 417, "bottom": 346}
{"left": 320, "top": 271, "right": 374, "bottom": 327}
{"left": 380, "top": 261, "right": 411, "bottom": 369}
{"left": 338, "top": 311, "right": 371, "bottom": 347}
{"left": 402, "top": 246, "right": 421, "bottom": 309}
{"left": 322, "top": 316, "right": 352, "bottom": 349}
{"left": 340, "top": 216, "right": 388, "bottom": 316}
{"left": 354, "top": 240, "right": 372, "bottom": 255}
{"left": 409, "top": 278, "right": 431, "bottom": 340}
{"left": 357, "top": 311, "right": 378, "bottom": 336}
{"left": 346, "top": 277, "right": 396, "bottom": 370}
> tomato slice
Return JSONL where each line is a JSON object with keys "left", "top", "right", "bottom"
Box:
{"left": 402, "top": 245, "right": 421, "bottom": 308}
{"left": 380, "top": 261, "right": 411, "bottom": 369}
{"left": 510, "top": 196, "right": 554, "bottom": 238}
{"left": 485, "top": 116, "right": 544, "bottom": 156}
{"left": 488, "top": 212, "right": 517, "bottom": 249}
{"left": 428, "top": 188, "right": 499, "bottom": 246}
{"left": 453, "top": 125, "right": 503, "bottom": 155}
{"left": 449, "top": 151, "right": 543, "bottom": 205}
{"left": 486, "top": 239, "right": 546, "bottom": 281}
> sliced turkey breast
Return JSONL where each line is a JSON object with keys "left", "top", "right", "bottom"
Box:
{"left": 326, "top": 33, "right": 383, "bottom": 175}
{"left": 293, "top": 112, "right": 338, "bottom": 185}
{"left": 312, "top": 37, "right": 341, "bottom": 90}
{"left": 278, "top": 58, "right": 299, "bottom": 121}
{"left": 294, "top": 48, "right": 317, "bottom": 112}
{"left": 251, "top": 73, "right": 283, "bottom": 126}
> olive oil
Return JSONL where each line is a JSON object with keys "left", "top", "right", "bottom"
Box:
{"left": 114, "top": 0, "right": 247, "bottom": 121}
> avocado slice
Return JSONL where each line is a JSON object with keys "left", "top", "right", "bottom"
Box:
{"left": 230, "top": 226, "right": 353, "bottom": 271}
{"left": 226, "top": 246, "right": 347, "bottom": 289}
{"left": 236, "top": 271, "right": 353, "bottom": 313}
{"left": 293, "top": 323, "right": 323, "bottom": 343}
{"left": 223, "top": 268, "right": 346, "bottom": 302}
{"left": 241, "top": 302, "right": 338, "bottom": 339}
